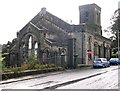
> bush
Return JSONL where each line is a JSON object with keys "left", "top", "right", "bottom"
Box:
{"left": 27, "top": 52, "right": 36, "bottom": 69}
{"left": 2, "top": 63, "right": 58, "bottom": 73}
{"left": 35, "top": 64, "right": 57, "bottom": 69}
{"left": 21, "top": 62, "right": 28, "bottom": 70}
{"left": 2, "top": 67, "right": 12, "bottom": 73}
{"left": 11, "top": 67, "right": 21, "bottom": 73}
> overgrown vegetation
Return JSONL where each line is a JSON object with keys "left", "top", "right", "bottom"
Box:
{"left": 1, "top": 43, "right": 10, "bottom": 67}
{"left": 2, "top": 63, "right": 57, "bottom": 73}
{"left": 27, "top": 52, "right": 37, "bottom": 70}
{"left": 0, "top": 52, "right": 3, "bottom": 72}
{"left": 2, "top": 52, "right": 58, "bottom": 73}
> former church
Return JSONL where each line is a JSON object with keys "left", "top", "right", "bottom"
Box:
{"left": 4, "top": 3, "right": 111, "bottom": 68}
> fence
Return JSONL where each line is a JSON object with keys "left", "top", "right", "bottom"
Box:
{"left": 42, "top": 52, "right": 67, "bottom": 68}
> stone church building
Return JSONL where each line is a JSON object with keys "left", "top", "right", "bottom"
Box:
{"left": 5, "top": 3, "right": 111, "bottom": 68}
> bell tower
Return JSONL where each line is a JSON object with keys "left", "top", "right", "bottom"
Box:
{"left": 79, "top": 3, "right": 102, "bottom": 35}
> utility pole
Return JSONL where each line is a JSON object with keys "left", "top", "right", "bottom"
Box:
{"left": 118, "top": 28, "right": 120, "bottom": 60}
{"left": 117, "top": 25, "right": 120, "bottom": 60}
{"left": 118, "top": 1, "right": 120, "bottom": 60}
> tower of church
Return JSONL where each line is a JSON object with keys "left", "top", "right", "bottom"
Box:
{"left": 79, "top": 3, "right": 102, "bottom": 35}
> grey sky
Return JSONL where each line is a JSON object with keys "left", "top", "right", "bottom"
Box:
{"left": 0, "top": 0, "right": 119, "bottom": 44}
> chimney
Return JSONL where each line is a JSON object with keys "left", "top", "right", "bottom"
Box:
{"left": 41, "top": 7, "right": 46, "bottom": 14}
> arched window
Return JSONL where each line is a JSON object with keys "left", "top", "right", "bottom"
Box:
{"left": 34, "top": 42, "right": 38, "bottom": 61}
{"left": 103, "top": 41, "right": 106, "bottom": 58}
{"left": 28, "top": 36, "right": 33, "bottom": 56}
{"left": 94, "top": 42, "right": 98, "bottom": 58}
{"left": 28, "top": 36, "right": 32, "bottom": 50}
{"left": 88, "top": 36, "right": 92, "bottom": 51}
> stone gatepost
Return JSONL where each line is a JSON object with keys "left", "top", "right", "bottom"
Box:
{"left": 74, "top": 54, "right": 78, "bottom": 68}
{"left": 61, "top": 53, "right": 65, "bottom": 68}
{"left": 67, "top": 38, "right": 77, "bottom": 69}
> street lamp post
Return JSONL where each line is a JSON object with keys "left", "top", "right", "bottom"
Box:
{"left": 118, "top": 2, "right": 120, "bottom": 60}
{"left": 118, "top": 29, "right": 120, "bottom": 60}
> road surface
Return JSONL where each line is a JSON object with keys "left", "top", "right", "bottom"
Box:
{"left": 0, "top": 65, "right": 119, "bottom": 90}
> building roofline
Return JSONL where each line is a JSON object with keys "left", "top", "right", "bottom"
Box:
{"left": 79, "top": 3, "right": 101, "bottom": 10}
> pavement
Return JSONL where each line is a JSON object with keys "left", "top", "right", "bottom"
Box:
{"left": 0, "top": 66, "right": 91, "bottom": 85}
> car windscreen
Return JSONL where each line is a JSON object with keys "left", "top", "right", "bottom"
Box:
{"left": 110, "top": 58, "right": 119, "bottom": 61}
{"left": 95, "top": 59, "right": 101, "bottom": 61}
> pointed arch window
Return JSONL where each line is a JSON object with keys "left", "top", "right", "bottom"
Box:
{"left": 28, "top": 36, "right": 32, "bottom": 50}
{"left": 34, "top": 42, "right": 38, "bottom": 61}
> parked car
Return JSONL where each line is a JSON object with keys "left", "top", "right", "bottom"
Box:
{"left": 93, "top": 58, "right": 110, "bottom": 68}
{"left": 109, "top": 58, "right": 120, "bottom": 65}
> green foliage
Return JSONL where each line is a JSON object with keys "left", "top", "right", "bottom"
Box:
{"left": 11, "top": 67, "right": 22, "bottom": 73}
{"left": 110, "top": 9, "right": 120, "bottom": 34}
{"left": 2, "top": 63, "right": 57, "bottom": 73}
{"left": 27, "top": 52, "right": 36, "bottom": 69}
{"left": 1, "top": 44, "right": 10, "bottom": 67}
{"left": 2, "top": 67, "right": 12, "bottom": 73}
{"left": 109, "top": 9, "right": 120, "bottom": 52}
{"left": 111, "top": 52, "right": 117, "bottom": 58}
{"left": 2, "top": 52, "right": 58, "bottom": 73}
{"left": 2, "top": 67, "right": 22, "bottom": 73}
{"left": 0, "top": 52, "right": 5, "bottom": 72}
{"left": 35, "top": 64, "right": 56, "bottom": 69}
{"left": 111, "top": 40, "right": 118, "bottom": 49}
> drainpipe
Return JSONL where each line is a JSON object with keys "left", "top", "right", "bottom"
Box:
{"left": 82, "top": 30, "right": 84, "bottom": 64}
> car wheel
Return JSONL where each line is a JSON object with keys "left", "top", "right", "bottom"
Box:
{"left": 93, "top": 66, "right": 95, "bottom": 68}
{"left": 102, "top": 65, "right": 105, "bottom": 68}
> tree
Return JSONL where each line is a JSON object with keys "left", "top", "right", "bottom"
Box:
{"left": 2, "top": 41, "right": 11, "bottom": 67}
{"left": 109, "top": 9, "right": 120, "bottom": 54}
{"left": 2, "top": 44, "right": 9, "bottom": 67}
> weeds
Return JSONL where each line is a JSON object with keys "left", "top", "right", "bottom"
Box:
{"left": 2, "top": 52, "right": 58, "bottom": 73}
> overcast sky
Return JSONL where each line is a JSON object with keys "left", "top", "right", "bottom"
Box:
{"left": 0, "top": 0, "right": 119, "bottom": 44}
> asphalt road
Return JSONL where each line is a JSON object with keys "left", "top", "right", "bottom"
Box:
{"left": 0, "top": 65, "right": 119, "bottom": 90}
{"left": 57, "top": 66, "right": 119, "bottom": 89}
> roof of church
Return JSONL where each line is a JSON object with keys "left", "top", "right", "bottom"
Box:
{"left": 19, "top": 6, "right": 110, "bottom": 47}
{"left": 30, "top": 7, "right": 72, "bottom": 31}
